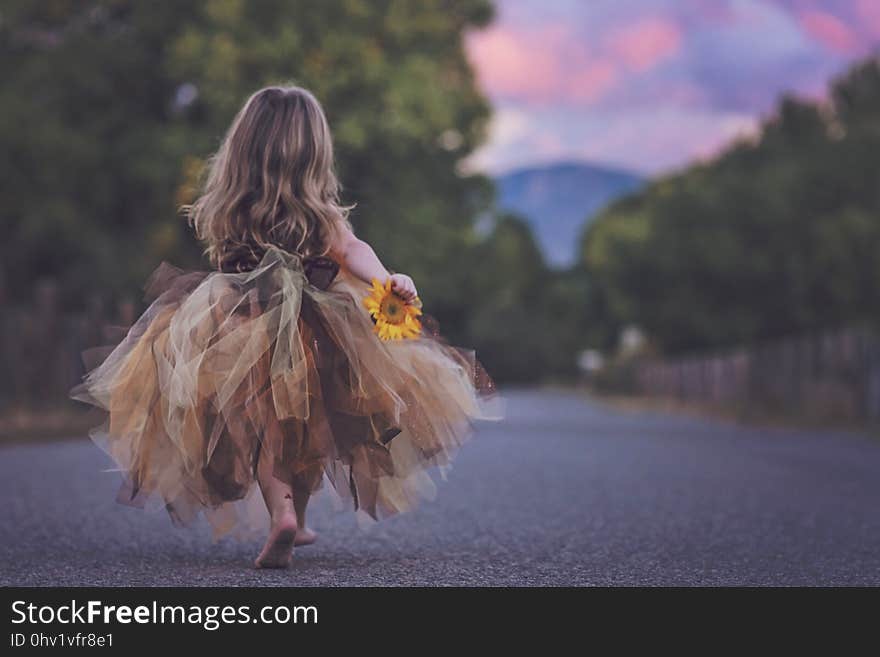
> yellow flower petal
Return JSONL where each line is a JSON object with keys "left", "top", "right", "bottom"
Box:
{"left": 363, "top": 277, "right": 423, "bottom": 341}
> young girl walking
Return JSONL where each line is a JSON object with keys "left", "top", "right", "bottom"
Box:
{"left": 72, "top": 86, "right": 497, "bottom": 568}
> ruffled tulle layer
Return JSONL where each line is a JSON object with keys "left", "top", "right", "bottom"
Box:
{"left": 72, "top": 247, "right": 499, "bottom": 537}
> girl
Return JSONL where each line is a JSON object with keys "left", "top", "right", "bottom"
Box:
{"left": 72, "top": 85, "right": 498, "bottom": 569}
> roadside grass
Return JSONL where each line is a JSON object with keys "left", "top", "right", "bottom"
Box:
{"left": 547, "top": 382, "right": 880, "bottom": 439}
{"left": 0, "top": 405, "right": 98, "bottom": 445}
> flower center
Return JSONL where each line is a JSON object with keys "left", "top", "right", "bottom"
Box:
{"left": 380, "top": 296, "right": 405, "bottom": 324}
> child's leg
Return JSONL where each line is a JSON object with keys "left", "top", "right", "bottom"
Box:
{"left": 292, "top": 480, "right": 317, "bottom": 546}
{"left": 254, "top": 445, "right": 298, "bottom": 569}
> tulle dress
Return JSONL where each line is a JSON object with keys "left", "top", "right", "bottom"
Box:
{"left": 71, "top": 246, "right": 499, "bottom": 537}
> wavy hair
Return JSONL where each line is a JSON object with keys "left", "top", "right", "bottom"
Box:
{"left": 185, "top": 86, "right": 352, "bottom": 271}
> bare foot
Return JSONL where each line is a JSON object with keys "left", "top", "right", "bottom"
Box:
{"left": 295, "top": 527, "right": 318, "bottom": 547}
{"left": 254, "top": 513, "right": 298, "bottom": 569}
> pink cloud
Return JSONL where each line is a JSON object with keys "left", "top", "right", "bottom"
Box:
{"left": 569, "top": 59, "right": 618, "bottom": 103}
{"left": 855, "top": 0, "right": 880, "bottom": 38}
{"left": 798, "top": 9, "right": 859, "bottom": 53}
{"left": 465, "top": 15, "right": 684, "bottom": 109}
{"left": 466, "top": 23, "right": 621, "bottom": 106}
{"left": 466, "top": 26, "right": 563, "bottom": 102}
{"left": 604, "top": 18, "right": 683, "bottom": 73}
{"left": 465, "top": 0, "right": 880, "bottom": 175}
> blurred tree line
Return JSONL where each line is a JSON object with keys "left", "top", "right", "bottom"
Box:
{"left": 1, "top": 0, "right": 574, "bottom": 384}
{"left": 581, "top": 55, "right": 880, "bottom": 356}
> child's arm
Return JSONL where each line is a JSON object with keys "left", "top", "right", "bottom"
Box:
{"left": 329, "top": 224, "right": 418, "bottom": 301}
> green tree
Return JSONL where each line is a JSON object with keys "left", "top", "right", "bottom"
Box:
{"left": 1, "top": 1, "right": 203, "bottom": 304}
{"left": 581, "top": 56, "right": 880, "bottom": 354}
{"left": 0, "top": 0, "right": 494, "bottom": 312}
{"left": 464, "top": 215, "right": 548, "bottom": 381}
{"left": 462, "top": 214, "right": 594, "bottom": 381}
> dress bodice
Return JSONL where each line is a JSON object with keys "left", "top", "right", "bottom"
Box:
{"left": 220, "top": 246, "right": 340, "bottom": 291}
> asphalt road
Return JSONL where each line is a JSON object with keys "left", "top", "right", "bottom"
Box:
{"left": 2, "top": 389, "right": 879, "bottom": 586}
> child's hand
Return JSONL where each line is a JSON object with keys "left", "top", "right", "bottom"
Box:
{"left": 389, "top": 273, "right": 418, "bottom": 302}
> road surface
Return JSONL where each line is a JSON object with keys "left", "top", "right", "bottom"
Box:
{"left": 2, "top": 389, "right": 879, "bottom": 586}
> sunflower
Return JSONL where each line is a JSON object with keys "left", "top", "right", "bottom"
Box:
{"left": 363, "top": 278, "right": 422, "bottom": 341}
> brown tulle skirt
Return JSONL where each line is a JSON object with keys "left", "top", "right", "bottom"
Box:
{"left": 71, "top": 247, "right": 499, "bottom": 537}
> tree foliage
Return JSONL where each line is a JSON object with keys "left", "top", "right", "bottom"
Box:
{"left": 0, "top": 0, "right": 494, "bottom": 310}
{"left": 581, "top": 56, "right": 880, "bottom": 354}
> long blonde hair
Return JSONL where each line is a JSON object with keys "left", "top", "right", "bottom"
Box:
{"left": 186, "top": 85, "right": 352, "bottom": 271}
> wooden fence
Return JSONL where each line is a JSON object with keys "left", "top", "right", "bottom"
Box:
{"left": 632, "top": 327, "right": 880, "bottom": 423}
{"left": 0, "top": 279, "right": 134, "bottom": 411}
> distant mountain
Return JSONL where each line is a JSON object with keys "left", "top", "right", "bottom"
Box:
{"left": 495, "top": 162, "right": 645, "bottom": 267}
